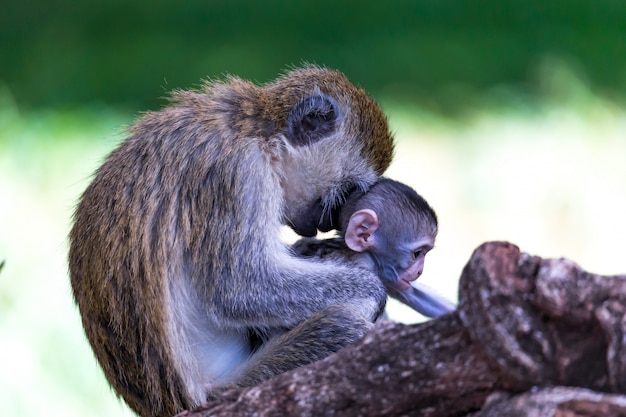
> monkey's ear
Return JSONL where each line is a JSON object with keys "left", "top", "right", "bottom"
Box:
{"left": 345, "top": 209, "right": 379, "bottom": 252}
{"left": 286, "top": 93, "right": 338, "bottom": 146}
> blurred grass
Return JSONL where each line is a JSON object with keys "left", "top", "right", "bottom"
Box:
{"left": 0, "top": 98, "right": 135, "bottom": 416}
{"left": 1, "top": 67, "right": 626, "bottom": 414}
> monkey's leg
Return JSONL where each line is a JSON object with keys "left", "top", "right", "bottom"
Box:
{"left": 233, "top": 305, "right": 372, "bottom": 388}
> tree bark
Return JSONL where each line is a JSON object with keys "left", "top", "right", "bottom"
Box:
{"left": 178, "top": 241, "right": 626, "bottom": 417}
{"left": 470, "top": 387, "right": 626, "bottom": 417}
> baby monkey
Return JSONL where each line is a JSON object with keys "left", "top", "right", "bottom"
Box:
{"left": 294, "top": 178, "right": 455, "bottom": 318}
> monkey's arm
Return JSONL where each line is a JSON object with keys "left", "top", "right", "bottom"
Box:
{"left": 293, "top": 237, "right": 454, "bottom": 318}
{"left": 387, "top": 282, "right": 456, "bottom": 318}
{"left": 293, "top": 238, "right": 455, "bottom": 318}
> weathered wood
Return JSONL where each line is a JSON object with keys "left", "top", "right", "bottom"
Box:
{"left": 471, "top": 387, "right": 626, "bottom": 417}
{"left": 178, "top": 241, "right": 626, "bottom": 417}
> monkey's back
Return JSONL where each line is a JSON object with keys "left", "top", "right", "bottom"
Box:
{"left": 68, "top": 66, "right": 395, "bottom": 417}
{"left": 68, "top": 87, "right": 275, "bottom": 416}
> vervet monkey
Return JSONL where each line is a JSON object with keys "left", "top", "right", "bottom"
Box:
{"left": 294, "top": 178, "right": 455, "bottom": 318}
{"left": 68, "top": 66, "right": 395, "bottom": 417}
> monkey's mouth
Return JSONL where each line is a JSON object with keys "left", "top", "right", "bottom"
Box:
{"left": 317, "top": 185, "right": 359, "bottom": 233}
{"left": 396, "top": 278, "right": 414, "bottom": 291}
{"left": 316, "top": 203, "right": 340, "bottom": 233}
{"left": 290, "top": 199, "right": 340, "bottom": 237}
{"left": 288, "top": 197, "right": 342, "bottom": 237}
{"left": 288, "top": 187, "right": 358, "bottom": 237}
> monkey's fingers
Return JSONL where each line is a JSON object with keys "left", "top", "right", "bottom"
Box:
{"left": 401, "top": 282, "right": 456, "bottom": 318}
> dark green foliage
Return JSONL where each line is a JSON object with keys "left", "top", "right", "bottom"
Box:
{"left": 1, "top": 0, "right": 624, "bottom": 112}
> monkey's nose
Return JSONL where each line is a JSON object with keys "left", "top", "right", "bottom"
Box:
{"left": 403, "top": 270, "right": 422, "bottom": 286}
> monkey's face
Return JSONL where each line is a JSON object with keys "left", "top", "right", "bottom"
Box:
{"left": 269, "top": 67, "right": 394, "bottom": 237}
{"left": 277, "top": 95, "right": 387, "bottom": 237}
{"left": 279, "top": 141, "right": 379, "bottom": 237}
{"left": 373, "top": 234, "right": 435, "bottom": 292}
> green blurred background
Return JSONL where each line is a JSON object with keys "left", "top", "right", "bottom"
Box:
{"left": 1, "top": 1, "right": 625, "bottom": 416}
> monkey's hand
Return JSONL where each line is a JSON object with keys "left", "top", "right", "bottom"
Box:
{"left": 388, "top": 282, "right": 456, "bottom": 318}
{"left": 292, "top": 237, "right": 347, "bottom": 259}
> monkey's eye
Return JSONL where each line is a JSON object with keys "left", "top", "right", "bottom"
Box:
{"left": 410, "top": 244, "right": 433, "bottom": 261}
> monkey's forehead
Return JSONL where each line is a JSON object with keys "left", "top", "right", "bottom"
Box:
{"left": 268, "top": 67, "right": 395, "bottom": 174}
{"left": 189, "top": 66, "right": 394, "bottom": 175}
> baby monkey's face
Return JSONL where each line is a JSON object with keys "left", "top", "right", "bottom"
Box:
{"left": 342, "top": 203, "right": 437, "bottom": 293}
{"left": 385, "top": 236, "right": 435, "bottom": 291}
{"left": 369, "top": 230, "right": 435, "bottom": 292}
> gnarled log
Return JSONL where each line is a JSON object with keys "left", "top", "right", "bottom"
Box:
{"left": 471, "top": 387, "right": 626, "bottom": 417}
{"left": 178, "top": 241, "right": 626, "bottom": 417}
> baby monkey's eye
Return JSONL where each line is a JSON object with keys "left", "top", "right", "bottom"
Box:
{"left": 411, "top": 244, "right": 433, "bottom": 261}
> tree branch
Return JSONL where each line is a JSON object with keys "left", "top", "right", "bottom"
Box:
{"left": 178, "top": 241, "right": 626, "bottom": 417}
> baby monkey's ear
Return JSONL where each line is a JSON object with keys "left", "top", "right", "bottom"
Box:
{"left": 345, "top": 209, "right": 379, "bottom": 252}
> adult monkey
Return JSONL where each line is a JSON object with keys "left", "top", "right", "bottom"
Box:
{"left": 69, "top": 66, "right": 395, "bottom": 417}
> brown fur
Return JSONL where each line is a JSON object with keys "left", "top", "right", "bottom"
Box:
{"left": 69, "top": 66, "right": 394, "bottom": 417}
